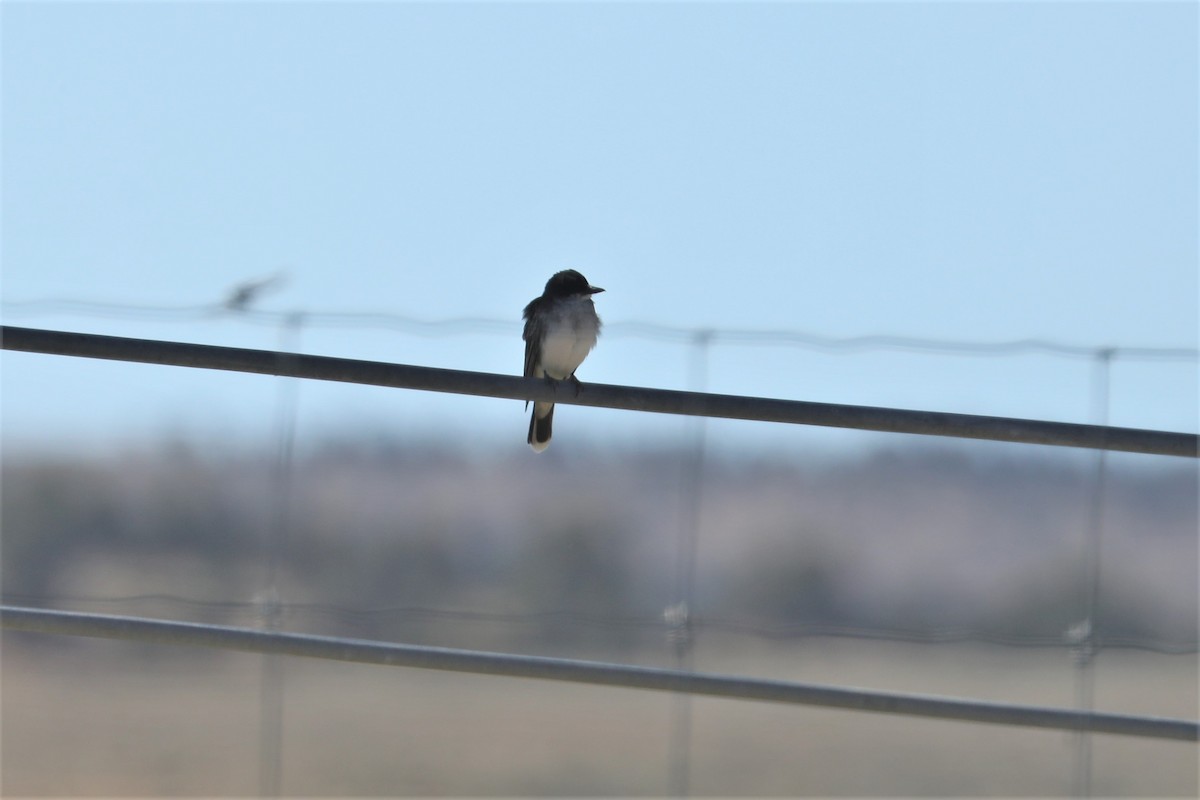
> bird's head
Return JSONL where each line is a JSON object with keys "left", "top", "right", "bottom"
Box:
{"left": 544, "top": 269, "right": 604, "bottom": 298}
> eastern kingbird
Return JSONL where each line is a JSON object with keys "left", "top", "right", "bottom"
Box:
{"left": 522, "top": 269, "right": 604, "bottom": 452}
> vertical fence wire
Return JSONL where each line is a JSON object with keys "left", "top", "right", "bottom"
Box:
{"left": 668, "top": 330, "right": 713, "bottom": 797}
{"left": 258, "top": 312, "right": 305, "bottom": 798}
{"left": 1071, "top": 349, "right": 1113, "bottom": 797}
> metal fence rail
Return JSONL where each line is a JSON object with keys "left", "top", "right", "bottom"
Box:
{"left": 4, "top": 606, "right": 1196, "bottom": 742}
{"left": 2, "top": 326, "right": 1196, "bottom": 457}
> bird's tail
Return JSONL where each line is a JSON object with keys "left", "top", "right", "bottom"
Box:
{"left": 528, "top": 401, "right": 554, "bottom": 452}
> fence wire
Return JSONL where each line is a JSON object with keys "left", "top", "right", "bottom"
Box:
{"left": 5, "top": 297, "right": 1199, "bottom": 361}
{"left": 2, "top": 593, "right": 1195, "bottom": 654}
{"left": 3, "top": 606, "right": 1196, "bottom": 742}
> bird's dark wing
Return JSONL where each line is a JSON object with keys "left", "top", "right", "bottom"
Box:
{"left": 522, "top": 296, "right": 544, "bottom": 378}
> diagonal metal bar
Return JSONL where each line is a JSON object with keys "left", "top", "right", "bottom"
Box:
{"left": 2, "top": 325, "right": 1196, "bottom": 457}
{"left": 3, "top": 606, "right": 1197, "bottom": 742}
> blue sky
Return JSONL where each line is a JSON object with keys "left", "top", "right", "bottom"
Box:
{"left": 2, "top": 1, "right": 1197, "bottom": 459}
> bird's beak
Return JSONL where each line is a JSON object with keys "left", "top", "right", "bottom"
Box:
{"left": 588, "top": 286, "right": 605, "bottom": 294}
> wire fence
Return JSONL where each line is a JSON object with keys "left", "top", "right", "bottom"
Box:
{"left": 3, "top": 321, "right": 1197, "bottom": 795}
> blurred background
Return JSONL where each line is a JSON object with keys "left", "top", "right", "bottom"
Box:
{"left": 2, "top": 2, "right": 1196, "bottom": 797}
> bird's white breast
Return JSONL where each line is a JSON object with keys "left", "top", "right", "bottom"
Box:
{"left": 538, "top": 296, "right": 600, "bottom": 380}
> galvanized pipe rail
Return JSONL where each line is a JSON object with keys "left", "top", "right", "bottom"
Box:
{"left": 4, "top": 606, "right": 1196, "bottom": 742}
{"left": 2, "top": 326, "right": 1196, "bottom": 457}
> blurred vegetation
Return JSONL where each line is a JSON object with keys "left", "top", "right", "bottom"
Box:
{"left": 2, "top": 438, "right": 1196, "bottom": 652}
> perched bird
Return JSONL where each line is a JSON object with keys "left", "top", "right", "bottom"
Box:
{"left": 522, "top": 269, "right": 605, "bottom": 452}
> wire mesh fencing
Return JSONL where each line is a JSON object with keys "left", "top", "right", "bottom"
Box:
{"left": 2, "top": 322, "right": 1197, "bottom": 796}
